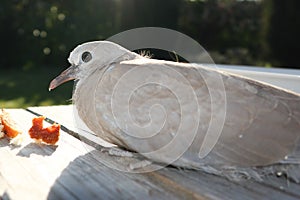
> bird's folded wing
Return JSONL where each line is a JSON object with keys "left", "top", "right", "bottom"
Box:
{"left": 76, "top": 58, "right": 300, "bottom": 167}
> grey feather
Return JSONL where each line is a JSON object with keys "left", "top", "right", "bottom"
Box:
{"left": 75, "top": 58, "right": 300, "bottom": 166}
{"left": 51, "top": 41, "right": 300, "bottom": 181}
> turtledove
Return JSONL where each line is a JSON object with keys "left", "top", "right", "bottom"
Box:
{"left": 49, "top": 41, "right": 300, "bottom": 171}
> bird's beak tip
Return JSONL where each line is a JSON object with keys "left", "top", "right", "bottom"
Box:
{"left": 48, "top": 85, "right": 54, "bottom": 91}
{"left": 48, "top": 79, "right": 59, "bottom": 91}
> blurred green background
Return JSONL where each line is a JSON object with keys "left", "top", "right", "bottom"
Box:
{"left": 1, "top": 0, "right": 299, "bottom": 108}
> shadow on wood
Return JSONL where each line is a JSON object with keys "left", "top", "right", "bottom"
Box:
{"left": 47, "top": 149, "right": 300, "bottom": 200}
{"left": 17, "top": 143, "right": 58, "bottom": 157}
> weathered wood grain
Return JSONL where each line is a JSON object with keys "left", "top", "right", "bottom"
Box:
{"left": 0, "top": 109, "right": 85, "bottom": 199}
{"left": 0, "top": 106, "right": 299, "bottom": 200}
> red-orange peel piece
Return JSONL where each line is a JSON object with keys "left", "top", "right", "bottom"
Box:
{"left": 29, "top": 116, "right": 60, "bottom": 145}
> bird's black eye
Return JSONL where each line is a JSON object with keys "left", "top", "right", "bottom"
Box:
{"left": 81, "top": 51, "right": 92, "bottom": 63}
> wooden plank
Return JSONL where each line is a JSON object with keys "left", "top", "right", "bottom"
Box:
{"left": 1, "top": 106, "right": 300, "bottom": 199}
{"left": 0, "top": 108, "right": 205, "bottom": 200}
{"left": 0, "top": 109, "right": 88, "bottom": 199}
{"left": 27, "top": 106, "right": 300, "bottom": 199}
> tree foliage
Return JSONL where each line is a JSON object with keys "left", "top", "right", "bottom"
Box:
{"left": 0, "top": 0, "right": 299, "bottom": 69}
{"left": 266, "top": 0, "right": 300, "bottom": 68}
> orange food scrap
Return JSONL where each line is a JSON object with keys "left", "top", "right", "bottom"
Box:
{"left": 29, "top": 116, "right": 60, "bottom": 145}
{"left": 0, "top": 109, "right": 22, "bottom": 138}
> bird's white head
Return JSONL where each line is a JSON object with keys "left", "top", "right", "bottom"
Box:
{"left": 49, "top": 41, "right": 131, "bottom": 90}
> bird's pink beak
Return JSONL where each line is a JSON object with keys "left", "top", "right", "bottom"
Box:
{"left": 49, "top": 65, "right": 78, "bottom": 91}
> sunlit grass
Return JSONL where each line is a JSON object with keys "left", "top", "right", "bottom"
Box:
{"left": 0, "top": 67, "right": 74, "bottom": 108}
